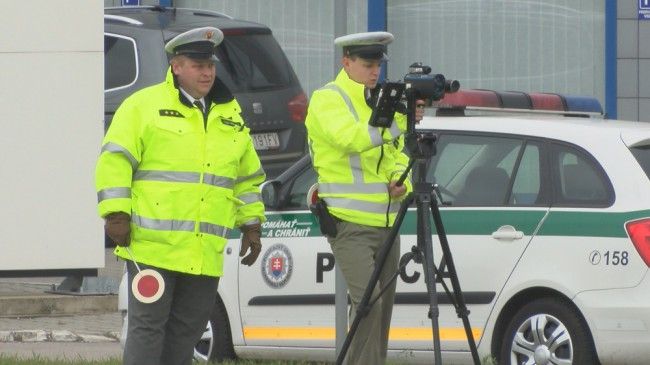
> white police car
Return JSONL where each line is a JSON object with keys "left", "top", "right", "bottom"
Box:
{"left": 119, "top": 90, "right": 650, "bottom": 364}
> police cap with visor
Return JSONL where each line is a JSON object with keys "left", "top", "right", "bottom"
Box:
{"left": 165, "top": 27, "right": 224, "bottom": 62}
{"left": 335, "top": 31, "right": 394, "bottom": 61}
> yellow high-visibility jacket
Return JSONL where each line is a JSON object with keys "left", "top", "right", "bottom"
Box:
{"left": 95, "top": 69, "right": 265, "bottom": 277}
{"left": 305, "top": 69, "right": 412, "bottom": 227}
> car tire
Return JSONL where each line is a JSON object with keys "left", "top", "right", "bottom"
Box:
{"left": 193, "top": 296, "right": 236, "bottom": 363}
{"left": 499, "top": 297, "right": 597, "bottom": 365}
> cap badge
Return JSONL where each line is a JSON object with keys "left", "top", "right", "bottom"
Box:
{"left": 205, "top": 30, "right": 214, "bottom": 40}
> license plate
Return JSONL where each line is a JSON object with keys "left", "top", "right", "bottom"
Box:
{"left": 251, "top": 132, "right": 280, "bottom": 150}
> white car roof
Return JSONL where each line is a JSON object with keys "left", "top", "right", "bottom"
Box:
{"left": 418, "top": 115, "right": 650, "bottom": 148}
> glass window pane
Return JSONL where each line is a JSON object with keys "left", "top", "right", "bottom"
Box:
{"left": 427, "top": 134, "right": 522, "bottom": 206}
{"left": 104, "top": 35, "right": 137, "bottom": 91}
{"left": 216, "top": 34, "right": 294, "bottom": 92}
{"left": 553, "top": 144, "right": 611, "bottom": 206}
{"left": 511, "top": 143, "right": 543, "bottom": 206}
{"left": 387, "top": 0, "right": 605, "bottom": 106}
{"left": 285, "top": 167, "right": 317, "bottom": 210}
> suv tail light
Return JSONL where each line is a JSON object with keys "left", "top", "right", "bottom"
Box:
{"left": 288, "top": 92, "right": 308, "bottom": 122}
{"left": 625, "top": 218, "right": 650, "bottom": 266}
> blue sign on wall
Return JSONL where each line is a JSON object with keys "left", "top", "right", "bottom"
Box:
{"left": 640, "top": 0, "right": 650, "bottom": 19}
{"left": 121, "top": 0, "right": 140, "bottom": 6}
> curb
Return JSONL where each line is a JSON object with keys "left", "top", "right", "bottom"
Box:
{"left": 0, "top": 330, "right": 119, "bottom": 343}
{"left": 0, "top": 294, "right": 117, "bottom": 317}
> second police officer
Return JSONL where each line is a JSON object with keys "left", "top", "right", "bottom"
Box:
{"left": 305, "top": 31, "right": 425, "bottom": 364}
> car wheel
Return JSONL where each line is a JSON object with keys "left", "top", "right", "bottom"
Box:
{"left": 499, "top": 297, "right": 597, "bottom": 365}
{"left": 193, "top": 296, "right": 236, "bottom": 362}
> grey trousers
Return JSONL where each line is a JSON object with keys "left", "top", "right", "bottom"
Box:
{"left": 123, "top": 260, "right": 219, "bottom": 365}
{"left": 328, "top": 221, "right": 400, "bottom": 365}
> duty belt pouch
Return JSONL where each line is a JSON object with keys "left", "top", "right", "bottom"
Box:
{"left": 310, "top": 199, "right": 338, "bottom": 238}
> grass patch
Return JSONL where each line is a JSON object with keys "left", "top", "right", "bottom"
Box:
{"left": 0, "top": 356, "right": 329, "bottom": 365}
{"left": 0, "top": 355, "right": 497, "bottom": 364}
{"left": 0, "top": 357, "right": 120, "bottom": 365}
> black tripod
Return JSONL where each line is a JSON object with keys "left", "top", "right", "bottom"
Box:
{"left": 335, "top": 93, "right": 481, "bottom": 365}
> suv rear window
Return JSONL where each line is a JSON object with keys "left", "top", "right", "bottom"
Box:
{"left": 215, "top": 33, "right": 294, "bottom": 92}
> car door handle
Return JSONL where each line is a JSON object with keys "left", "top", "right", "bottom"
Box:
{"left": 492, "top": 225, "right": 524, "bottom": 240}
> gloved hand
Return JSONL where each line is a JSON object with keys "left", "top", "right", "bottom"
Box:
{"left": 104, "top": 212, "right": 131, "bottom": 247}
{"left": 239, "top": 223, "right": 262, "bottom": 266}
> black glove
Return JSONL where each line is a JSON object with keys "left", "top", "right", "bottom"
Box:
{"left": 239, "top": 223, "right": 262, "bottom": 266}
{"left": 104, "top": 212, "right": 131, "bottom": 247}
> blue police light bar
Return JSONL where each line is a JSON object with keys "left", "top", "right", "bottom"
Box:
{"left": 559, "top": 95, "right": 603, "bottom": 114}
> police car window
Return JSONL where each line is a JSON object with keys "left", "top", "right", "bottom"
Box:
{"left": 216, "top": 34, "right": 293, "bottom": 92}
{"left": 104, "top": 34, "right": 137, "bottom": 91}
{"left": 509, "top": 143, "right": 544, "bottom": 206}
{"left": 552, "top": 144, "right": 611, "bottom": 206}
{"left": 427, "top": 134, "right": 522, "bottom": 206}
{"left": 629, "top": 145, "right": 650, "bottom": 180}
{"left": 285, "top": 167, "right": 317, "bottom": 210}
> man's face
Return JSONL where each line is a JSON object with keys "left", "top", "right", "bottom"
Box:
{"left": 171, "top": 56, "right": 216, "bottom": 99}
{"left": 342, "top": 56, "right": 382, "bottom": 88}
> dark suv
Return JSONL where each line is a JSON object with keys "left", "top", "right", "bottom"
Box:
{"left": 104, "top": 6, "right": 307, "bottom": 178}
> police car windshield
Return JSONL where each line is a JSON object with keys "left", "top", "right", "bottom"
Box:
{"left": 216, "top": 34, "right": 294, "bottom": 92}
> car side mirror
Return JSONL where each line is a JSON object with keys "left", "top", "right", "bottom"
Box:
{"left": 260, "top": 180, "right": 281, "bottom": 209}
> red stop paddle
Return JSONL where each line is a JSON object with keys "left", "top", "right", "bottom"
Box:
{"left": 125, "top": 247, "right": 165, "bottom": 304}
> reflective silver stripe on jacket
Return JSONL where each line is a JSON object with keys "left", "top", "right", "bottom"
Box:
{"left": 349, "top": 155, "right": 364, "bottom": 183}
{"left": 237, "top": 192, "right": 261, "bottom": 205}
{"left": 318, "top": 182, "right": 387, "bottom": 194}
{"left": 132, "top": 214, "right": 230, "bottom": 238}
{"left": 368, "top": 125, "right": 383, "bottom": 146}
{"left": 236, "top": 167, "right": 265, "bottom": 184}
{"left": 199, "top": 222, "right": 230, "bottom": 238}
{"left": 204, "top": 173, "right": 235, "bottom": 189}
{"left": 324, "top": 197, "right": 400, "bottom": 214}
{"left": 320, "top": 83, "right": 358, "bottom": 122}
{"left": 242, "top": 218, "right": 261, "bottom": 225}
{"left": 132, "top": 170, "right": 235, "bottom": 189}
{"left": 387, "top": 122, "right": 401, "bottom": 139}
{"left": 134, "top": 170, "right": 200, "bottom": 183}
{"left": 101, "top": 142, "right": 139, "bottom": 170}
{"left": 132, "top": 214, "right": 195, "bottom": 232}
{"left": 97, "top": 187, "right": 131, "bottom": 202}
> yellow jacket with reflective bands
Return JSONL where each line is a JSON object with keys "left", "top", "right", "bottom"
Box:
{"left": 306, "top": 69, "right": 412, "bottom": 227}
{"left": 95, "top": 69, "right": 265, "bottom": 277}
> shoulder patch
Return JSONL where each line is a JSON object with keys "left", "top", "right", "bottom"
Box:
{"left": 159, "top": 109, "right": 184, "bottom": 118}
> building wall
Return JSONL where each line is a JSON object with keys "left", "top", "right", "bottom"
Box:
{"left": 102, "top": 0, "right": 648, "bottom": 122}
{"left": 618, "top": 1, "right": 650, "bottom": 121}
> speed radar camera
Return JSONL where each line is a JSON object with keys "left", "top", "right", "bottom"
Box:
{"left": 368, "top": 62, "right": 459, "bottom": 129}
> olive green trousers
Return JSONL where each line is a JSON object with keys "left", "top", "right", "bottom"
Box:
{"left": 328, "top": 221, "right": 400, "bottom": 365}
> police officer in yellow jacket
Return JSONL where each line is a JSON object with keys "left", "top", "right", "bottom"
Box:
{"left": 305, "top": 31, "right": 424, "bottom": 364}
{"left": 95, "top": 27, "right": 265, "bottom": 365}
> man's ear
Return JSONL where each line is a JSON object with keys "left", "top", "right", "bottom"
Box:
{"left": 341, "top": 56, "right": 351, "bottom": 69}
{"left": 170, "top": 56, "right": 183, "bottom": 75}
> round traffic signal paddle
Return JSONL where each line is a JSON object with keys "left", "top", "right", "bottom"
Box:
{"left": 126, "top": 247, "right": 165, "bottom": 304}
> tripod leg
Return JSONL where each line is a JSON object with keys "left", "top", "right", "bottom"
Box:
{"left": 416, "top": 193, "right": 443, "bottom": 365}
{"left": 335, "top": 193, "right": 413, "bottom": 365}
{"left": 429, "top": 199, "right": 481, "bottom": 365}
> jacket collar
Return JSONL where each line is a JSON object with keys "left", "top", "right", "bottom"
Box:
{"left": 165, "top": 67, "right": 235, "bottom": 108}
{"left": 335, "top": 69, "right": 368, "bottom": 106}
